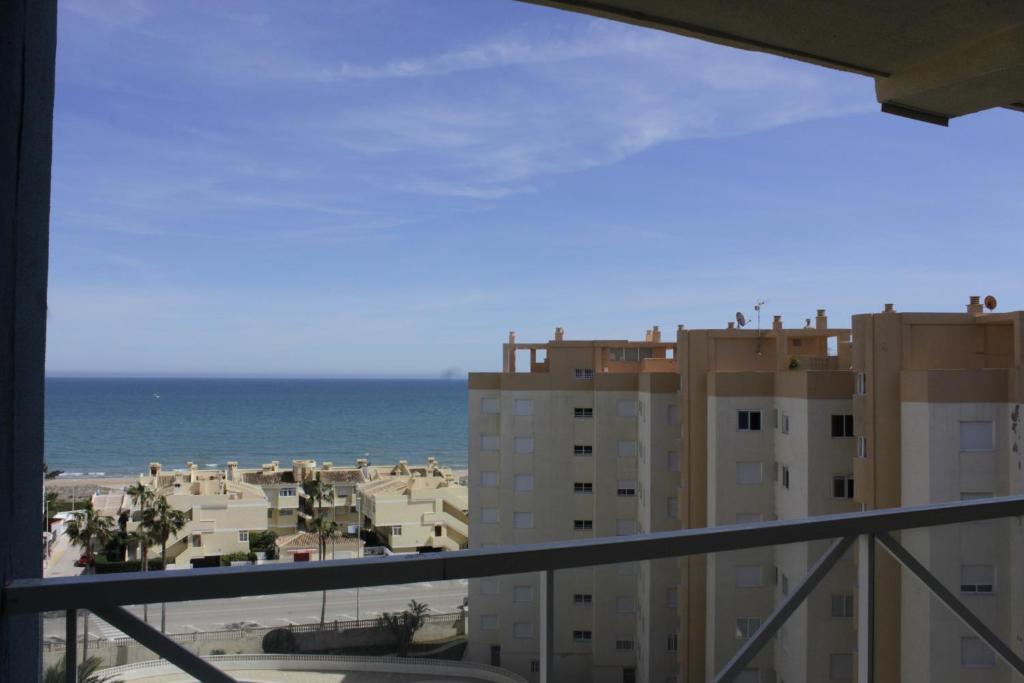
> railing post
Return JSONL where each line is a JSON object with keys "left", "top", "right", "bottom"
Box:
{"left": 857, "top": 534, "right": 874, "bottom": 683}
{"left": 539, "top": 569, "right": 554, "bottom": 683}
{"left": 65, "top": 609, "right": 77, "bottom": 683}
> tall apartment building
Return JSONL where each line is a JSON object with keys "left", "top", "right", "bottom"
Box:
{"left": 467, "top": 327, "right": 682, "bottom": 683}
{"left": 852, "top": 298, "right": 1024, "bottom": 683}
{"left": 677, "top": 311, "right": 858, "bottom": 683}
{"left": 468, "top": 298, "right": 1023, "bottom": 683}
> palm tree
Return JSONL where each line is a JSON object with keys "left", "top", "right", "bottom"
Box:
{"left": 126, "top": 482, "right": 157, "bottom": 622}
{"left": 126, "top": 526, "right": 157, "bottom": 623}
{"left": 308, "top": 514, "right": 340, "bottom": 625}
{"left": 44, "top": 655, "right": 123, "bottom": 683}
{"left": 143, "top": 495, "right": 187, "bottom": 633}
{"left": 64, "top": 502, "right": 115, "bottom": 661}
{"left": 302, "top": 472, "right": 335, "bottom": 521}
{"left": 376, "top": 600, "right": 430, "bottom": 656}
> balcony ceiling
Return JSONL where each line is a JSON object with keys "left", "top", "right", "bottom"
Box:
{"left": 518, "top": 0, "right": 1024, "bottom": 125}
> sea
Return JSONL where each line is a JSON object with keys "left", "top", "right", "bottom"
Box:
{"left": 44, "top": 377, "right": 468, "bottom": 477}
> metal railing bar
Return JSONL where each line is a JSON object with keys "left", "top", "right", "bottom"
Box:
{"left": 539, "top": 569, "right": 554, "bottom": 683}
{"left": 65, "top": 608, "right": 76, "bottom": 683}
{"left": 6, "top": 495, "right": 1024, "bottom": 615}
{"left": 713, "top": 536, "right": 856, "bottom": 683}
{"left": 90, "top": 606, "right": 237, "bottom": 683}
{"left": 875, "top": 531, "right": 1024, "bottom": 676}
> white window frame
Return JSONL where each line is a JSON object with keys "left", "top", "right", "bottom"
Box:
{"left": 960, "top": 564, "right": 995, "bottom": 594}
{"left": 238, "top": 530, "right": 249, "bottom": 543}
{"left": 735, "top": 617, "right": 761, "bottom": 639}
{"left": 832, "top": 475, "right": 854, "bottom": 499}
{"left": 390, "top": 525, "right": 402, "bottom": 536}
{"left": 574, "top": 407, "right": 593, "bottom": 418}
{"left": 513, "top": 585, "right": 534, "bottom": 603}
{"left": 514, "top": 473, "right": 533, "bottom": 492}
{"left": 513, "top": 436, "right": 534, "bottom": 454}
{"left": 573, "top": 482, "right": 593, "bottom": 494}
{"left": 480, "top": 470, "right": 499, "bottom": 487}
{"left": 959, "top": 420, "right": 994, "bottom": 452}
{"left": 514, "top": 399, "right": 533, "bottom": 416}
{"left": 735, "top": 565, "right": 763, "bottom": 588}
{"left": 573, "top": 444, "right": 593, "bottom": 456}
{"left": 737, "top": 410, "right": 762, "bottom": 431}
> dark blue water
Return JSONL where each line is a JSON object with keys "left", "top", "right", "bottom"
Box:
{"left": 45, "top": 378, "right": 468, "bottom": 476}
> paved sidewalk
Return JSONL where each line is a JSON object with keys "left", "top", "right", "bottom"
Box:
{"left": 45, "top": 531, "right": 83, "bottom": 578}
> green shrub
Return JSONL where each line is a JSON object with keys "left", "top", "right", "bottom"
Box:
{"left": 209, "top": 648, "right": 226, "bottom": 656}
{"left": 93, "top": 557, "right": 164, "bottom": 573}
{"left": 262, "top": 628, "right": 298, "bottom": 654}
{"left": 249, "top": 530, "right": 278, "bottom": 560}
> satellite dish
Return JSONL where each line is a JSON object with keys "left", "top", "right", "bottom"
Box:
{"left": 984, "top": 295, "right": 997, "bottom": 311}
{"left": 736, "top": 312, "right": 747, "bottom": 328}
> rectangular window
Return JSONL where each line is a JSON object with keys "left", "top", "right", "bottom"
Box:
{"left": 617, "top": 440, "right": 637, "bottom": 457}
{"left": 530, "top": 661, "right": 540, "bottom": 674}
{"left": 961, "top": 565, "right": 995, "bottom": 593}
{"left": 574, "top": 444, "right": 593, "bottom": 456}
{"left": 616, "top": 596, "right": 636, "bottom": 613}
{"left": 738, "top": 410, "right": 762, "bottom": 431}
{"left": 513, "top": 585, "right": 534, "bottom": 603}
{"left": 514, "top": 399, "right": 533, "bottom": 416}
{"left": 832, "top": 475, "right": 854, "bottom": 499}
{"left": 479, "top": 435, "right": 499, "bottom": 451}
{"left": 480, "top": 397, "right": 499, "bottom": 414}
{"left": 238, "top": 530, "right": 249, "bottom": 542}
{"left": 857, "top": 436, "right": 867, "bottom": 459}
{"left": 831, "top": 594, "right": 855, "bottom": 618}
{"left": 667, "top": 587, "right": 678, "bottom": 609}
{"left": 856, "top": 372, "right": 866, "bottom": 395}
{"left": 616, "top": 519, "right": 636, "bottom": 536}
{"left": 667, "top": 496, "right": 678, "bottom": 517}
{"left": 831, "top": 414, "right": 854, "bottom": 437}
{"left": 617, "top": 400, "right": 638, "bottom": 418}
{"left": 782, "top": 466, "right": 790, "bottom": 489}
{"left": 279, "top": 488, "right": 296, "bottom": 497}
{"left": 480, "top": 578, "right": 499, "bottom": 595}
{"left": 573, "top": 482, "right": 593, "bottom": 493}
{"left": 391, "top": 525, "right": 402, "bottom": 536}
{"left": 774, "top": 408, "right": 779, "bottom": 429}
{"left": 829, "top": 653, "right": 853, "bottom": 680}
{"left": 574, "top": 519, "right": 593, "bottom": 531}
{"left": 781, "top": 573, "right": 789, "bottom": 596}
{"left": 617, "top": 479, "right": 637, "bottom": 496}
{"left": 513, "top": 512, "right": 534, "bottom": 529}
{"left": 574, "top": 407, "right": 593, "bottom": 418}
{"left": 667, "top": 632, "right": 678, "bottom": 651}
{"left": 514, "top": 437, "right": 534, "bottom": 454}
{"left": 481, "top": 508, "right": 498, "bottom": 524}
{"left": 574, "top": 368, "right": 594, "bottom": 380}
{"left": 573, "top": 593, "right": 593, "bottom": 604}
{"left": 480, "top": 614, "right": 498, "bottom": 630}
{"left": 480, "top": 471, "right": 498, "bottom": 487}
{"left": 736, "top": 462, "right": 763, "bottom": 485}
{"left": 514, "top": 473, "right": 533, "bottom": 492}
{"left": 667, "top": 450, "right": 680, "bottom": 472}
{"left": 735, "top": 617, "right": 761, "bottom": 639}
{"left": 513, "top": 622, "right": 533, "bottom": 639}
{"left": 615, "top": 639, "right": 635, "bottom": 651}
{"left": 960, "top": 421, "right": 994, "bottom": 451}
{"left": 279, "top": 509, "right": 293, "bottom": 516}
{"left": 961, "top": 637, "right": 995, "bottom": 668}
{"left": 782, "top": 414, "right": 790, "bottom": 434}
{"left": 736, "top": 513, "right": 763, "bottom": 524}
{"left": 736, "top": 565, "right": 763, "bottom": 588}
{"left": 573, "top": 630, "right": 593, "bottom": 642}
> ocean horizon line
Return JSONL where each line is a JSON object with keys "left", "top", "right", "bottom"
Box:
{"left": 46, "top": 372, "right": 470, "bottom": 381}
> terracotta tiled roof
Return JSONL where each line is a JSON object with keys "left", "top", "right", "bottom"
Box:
{"left": 241, "top": 471, "right": 296, "bottom": 486}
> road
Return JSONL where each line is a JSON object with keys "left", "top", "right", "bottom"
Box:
{"left": 42, "top": 579, "right": 468, "bottom": 642}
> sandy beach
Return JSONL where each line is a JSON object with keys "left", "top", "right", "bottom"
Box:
{"left": 46, "top": 476, "right": 135, "bottom": 500}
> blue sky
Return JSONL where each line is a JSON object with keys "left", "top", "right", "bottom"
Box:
{"left": 49, "top": 0, "right": 1024, "bottom": 377}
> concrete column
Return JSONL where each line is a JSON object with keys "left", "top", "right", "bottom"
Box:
{"left": 0, "top": 1, "right": 56, "bottom": 680}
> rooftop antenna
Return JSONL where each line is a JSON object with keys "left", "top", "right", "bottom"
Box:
{"left": 735, "top": 312, "right": 747, "bottom": 328}
{"left": 753, "top": 300, "right": 767, "bottom": 356}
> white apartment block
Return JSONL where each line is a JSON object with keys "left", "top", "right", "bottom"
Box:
{"left": 467, "top": 327, "right": 681, "bottom": 683}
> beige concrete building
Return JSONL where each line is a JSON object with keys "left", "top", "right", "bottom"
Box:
{"left": 130, "top": 462, "right": 270, "bottom": 568}
{"left": 851, "top": 298, "right": 1024, "bottom": 683}
{"left": 467, "top": 327, "right": 682, "bottom": 683}
{"left": 235, "top": 458, "right": 468, "bottom": 554}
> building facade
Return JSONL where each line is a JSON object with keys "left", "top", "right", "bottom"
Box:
{"left": 467, "top": 327, "right": 682, "bottom": 683}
